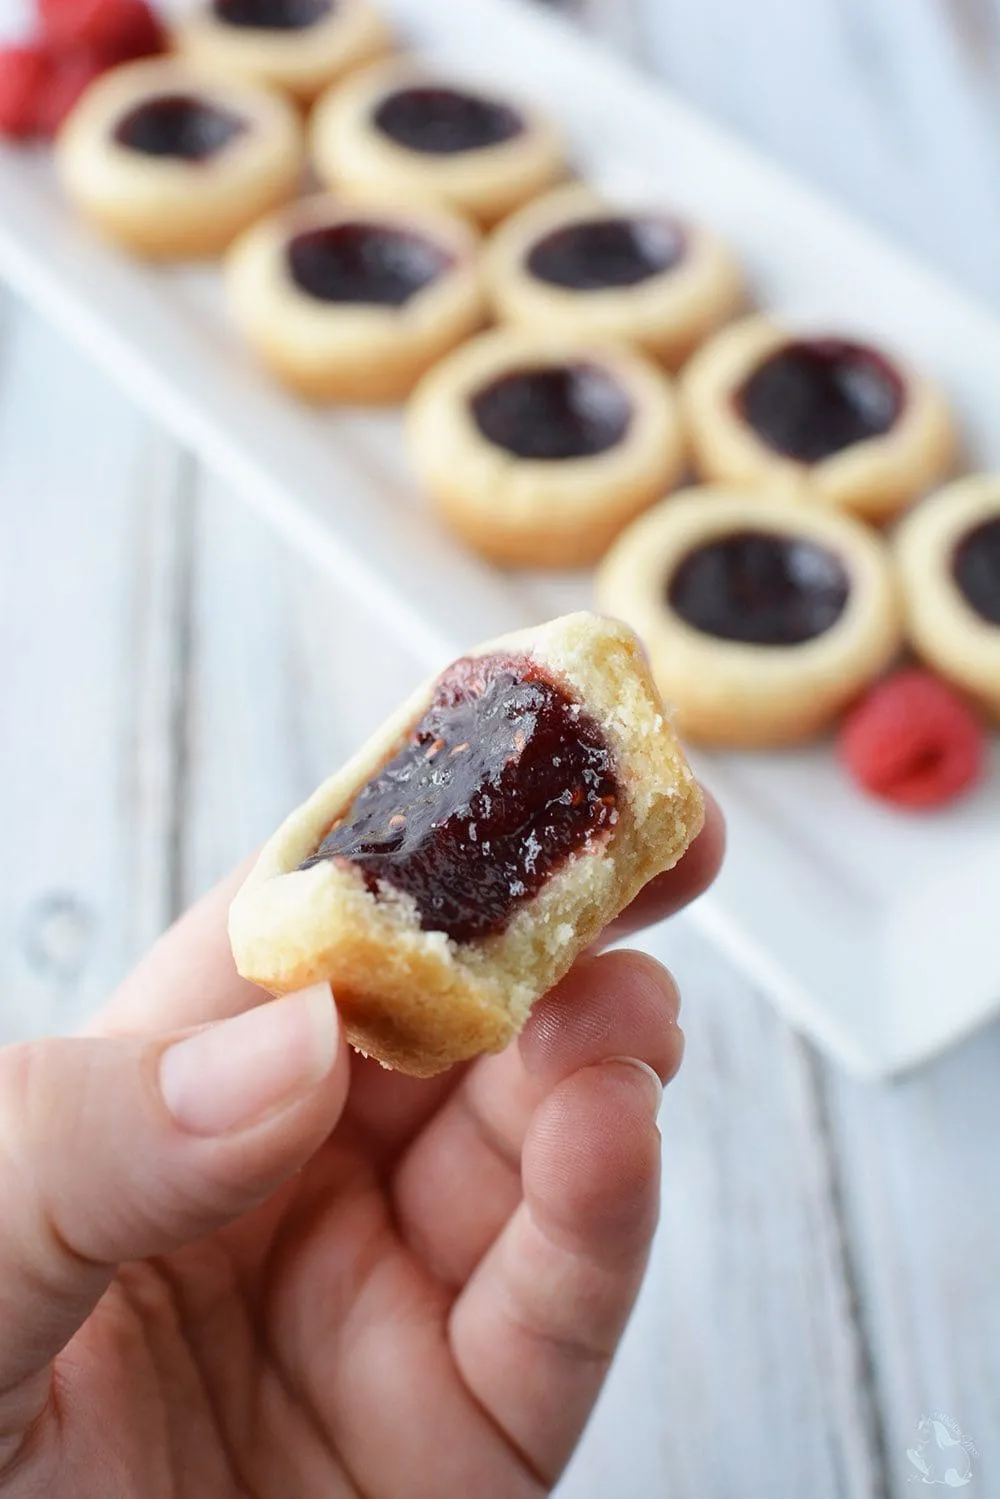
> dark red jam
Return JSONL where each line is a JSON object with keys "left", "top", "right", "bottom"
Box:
{"left": 737, "top": 338, "right": 905, "bottom": 464}
{"left": 213, "top": 0, "right": 332, "bottom": 25}
{"left": 953, "top": 516, "right": 1000, "bottom": 626}
{"left": 527, "top": 215, "right": 686, "bottom": 291}
{"left": 287, "top": 223, "right": 454, "bottom": 306}
{"left": 471, "top": 363, "right": 632, "bottom": 460}
{"left": 373, "top": 86, "right": 525, "bottom": 155}
{"left": 113, "top": 94, "right": 247, "bottom": 160}
{"left": 300, "top": 654, "right": 619, "bottom": 942}
{"left": 668, "top": 529, "right": 851, "bottom": 645}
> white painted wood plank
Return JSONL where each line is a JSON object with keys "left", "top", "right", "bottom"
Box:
{"left": 632, "top": 0, "right": 1000, "bottom": 306}
{"left": 0, "top": 296, "right": 185, "bottom": 1039}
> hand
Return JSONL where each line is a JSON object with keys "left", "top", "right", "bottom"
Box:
{"left": 0, "top": 798, "right": 723, "bottom": 1498}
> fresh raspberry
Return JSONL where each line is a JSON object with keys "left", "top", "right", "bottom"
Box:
{"left": 35, "top": 50, "right": 107, "bottom": 135}
{"left": 839, "top": 668, "right": 986, "bottom": 809}
{"left": 39, "top": 0, "right": 166, "bottom": 64}
{"left": 0, "top": 44, "right": 50, "bottom": 140}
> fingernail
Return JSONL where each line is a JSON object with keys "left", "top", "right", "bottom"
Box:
{"left": 607, "top": 1056, "right": 664, "bottom": 1120}
{"left": 160, "top": 986, "right": 337, "bottom": 1136}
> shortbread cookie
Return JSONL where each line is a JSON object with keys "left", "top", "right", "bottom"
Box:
{"left": 485, "top": 183, "right": 744, "bottom": 369}
{"left": 226, "top": 194, "right": 486, "bottom": 402}
{"left": 681, "top": 315, "right": 956, "bottom": 523}
{"left": 406, "top": 328, "right": 685, "bottom": 568}
{"left": 895, "top": 475, "right": 1000, "bottom": 719}
{"left": 597, "top": 487, "right": 903, "bottom": 746}
{"left": 175, "top": 0, "right": 392, "bottom": 102}
{"left": 56, "top": 57, "right": 303, "bottom": 258}
{"left": 230, "top": 612, "right": 704, "bottom": 1077}
{"left": 310, "top": 58, "right": 567, "bottom": 226}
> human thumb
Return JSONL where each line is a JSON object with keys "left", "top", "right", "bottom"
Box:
{"left": 0, "top": 985, "right": 346, "bottom": 1410}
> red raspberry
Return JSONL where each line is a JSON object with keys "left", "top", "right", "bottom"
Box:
{"left": 35, "top": 50, "right": 107, "bottom": 135}
{"left": 839, "top": 668, "right": 986, "bottom": 810}
{"left": 0, "top": 44, "right": 50, "bottom": 140}
{"left": 39, "top": 0, "right": 166, "bottom": 64}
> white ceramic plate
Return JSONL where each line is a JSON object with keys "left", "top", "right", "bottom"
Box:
{"left": 0, "top": 0, "right": 997, "bottom": 1077}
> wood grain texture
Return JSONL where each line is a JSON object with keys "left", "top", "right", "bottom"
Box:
{"left": 0, "top": 0, "right": 997, "bottom": 1494}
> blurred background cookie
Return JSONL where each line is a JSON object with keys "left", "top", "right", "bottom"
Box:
{"left": 310, "top": 58, "right": 567, "bottom": 225}
{"left": 406, "top": 328, "right": 685, "bottom": 568}
{"left": 56, "top": 57, "right": 303, "bottom": 257}
{"left": 174, "top": 0, "right": 393, "bottom": 104}
{"left": 681, "top": 314, "right": 956, "bottom": 523}
{"left": 485, "top": 183, "right": 744, "bottom": 369}
{"left": 225, "top": 193, "right": 486, "bottom": 401}
{"left": 896, "top": 474, "right": 1000, "bottom": 719}
{"left": 597, "top": 486, "right": 902, "bottom": 745}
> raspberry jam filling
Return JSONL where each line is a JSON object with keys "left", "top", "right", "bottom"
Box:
{"left": 213, "top": 0, "right": 332, "bottom": 27}
{"left": 300, "top": 654, "right": 619, "bottom": 942}
{"left": 471, "top": 363, "right": 632, "bottom": 460}
{"left": 527, "top": 215, "right": 686, "bottom": 291}
{"left": 668, "top": 529, "right": 850, "bottom": 645}
{"left": 114, "top": 93, "right": 247, "bottom": 159}
{"left": 373, "top": 86, "right": 525, "bottom": 155}
{"left": 953, "top": 516, "right": 1000, "bottom": 626}
{"left": 287, "top": 223, "right": 454, "bottom": 306}
{"left": 737, "top": 338, "right": 905, "bottom": 464}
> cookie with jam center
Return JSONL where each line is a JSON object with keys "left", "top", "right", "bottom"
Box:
{"left": 596, "top": 486, "right": 903, "bottom": 746}
{"left": 174, "top": 0, "right": 392, "bottom": 104}
{"left": 895, "top": 475, "right": 1000, "bottom": 720}
{"left": 680, "top": 315, "right": 956, "bottom": 523}
{"left": 406, "top": 327, "right": 685, "bottom": 568}
{"left": 310, "top": 59, "right": 567, "bottom": 226}
{"left": 229, "top": 611, "right": 703, "bottom": 1077}
{"left": 225, "top": 193, "right": 487, "bottom": 402}
{"left": 485, "top": 184, "right": 745, "bottom": 369}
{"left": 56, "top": 58, "right": 303, "bottom": 259}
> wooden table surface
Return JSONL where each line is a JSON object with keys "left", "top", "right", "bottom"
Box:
{"left": 2, "top": 1, "right": 999, "bottom": 1494}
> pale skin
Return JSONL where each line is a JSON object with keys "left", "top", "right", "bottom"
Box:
{"left": 0, "top": 798, "right": 723, "bottom": 1498}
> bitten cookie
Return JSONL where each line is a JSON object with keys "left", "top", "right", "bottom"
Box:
{"left": 895, "top": 475, "right": 1000, "bottom": 720}
{"left": 596, "top": 487, "right": 903, "bottom": 747}
{"left": 310, "top": 58, "right": 567, "bottom": 226}
{"left": 56, "top": 57, "right": 303, "bottom": 258}
{"left": 485, "top": 183, "right": 745, "bottom": 369}
{"left": 406, "top": 327, "right": 685, "bottom": 568}
{"left": 229, "top": 612, "right": 704, "bottom": 1077}
{"left": 681, "top": 315, "right": 956, "bottom": 523}
{"left": 225, "top": 194, "right": 487, "bottom": 402}
{"left": 174, "top": 0, "right": 392, "bottom": 103}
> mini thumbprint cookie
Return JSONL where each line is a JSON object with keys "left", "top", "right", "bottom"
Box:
{"left": 895, "top": 475, "right": 1000, "bottom": 720}
{"left": 174, "top": 0, "right": 392, "bottom": 104}
{"left": 310, "top": 59, "right": 567, "bottom": 226}
{"left": 484, "top": 183, "right": 745, "bottom": 369}
{"left": 229, "top": 611, "right": 703, "bottom": 1077}
{"left": 226, "top": 195, "right": 487, "bottom": 402}
{"left": 681, "top": 315, "right": 956, "bottom": 524}
{"left": 56, "top": 58, "right": 303, "bottom": 258}
{"left": 596, "top": 487, "right": 903, "bottom": 746}
{"left": 406, "top": 328, "right": 685, "bottom": 569}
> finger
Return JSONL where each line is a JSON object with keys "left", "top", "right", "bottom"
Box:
{"left": 91, "top": 861, "right": 257, "bottom": 1036}
{"left": 390, "top": 951, "right": 681, "bottom": 1286}
{"left": 599, "top": 787, "right": 725, "bottom": 948}
{"left": 450, "top": 1058, "right": 662, "bottom": 1486}
{"left": 0, "top": 985, "right": 347, "bottom": 1440}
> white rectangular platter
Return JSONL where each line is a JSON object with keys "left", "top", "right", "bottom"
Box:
{"left": 0, "top": 0, "right": 998, "bottom": 1078}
